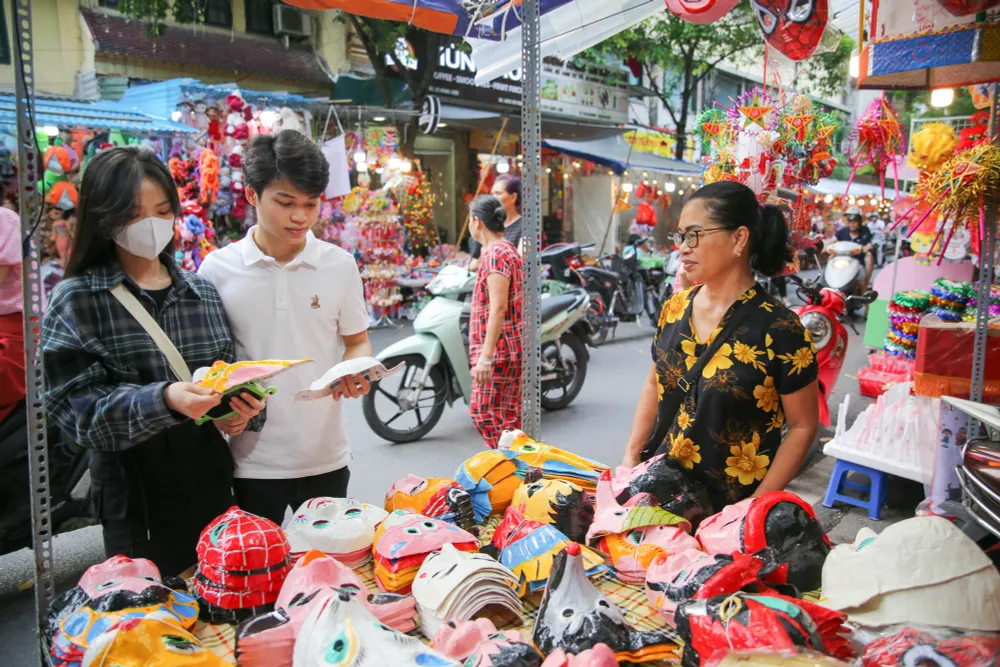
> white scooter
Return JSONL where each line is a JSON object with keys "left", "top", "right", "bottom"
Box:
{"left": 823, "top": 240, "right": 867, "bottom": 316}
{"left": 362, "top": 265, "right": 592, "bottom": 443}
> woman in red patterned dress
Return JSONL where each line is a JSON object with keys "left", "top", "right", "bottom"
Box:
{"left": 468, "top": 195, "right": 524, "bottom": 448}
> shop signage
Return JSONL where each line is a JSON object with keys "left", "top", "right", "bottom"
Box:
{"left": 390, "top": 41, "right": 629, "bottom": 124}
{"left": 469, "top": 129, "right": 519, "bottom": 154}
{"left": 419, "top": 95, "right": 441, "bottom": 134}
{"left": 624, "top": 129, "right": 697, "bottom": 162}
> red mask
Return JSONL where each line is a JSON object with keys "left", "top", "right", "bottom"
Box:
{"left": 751, "top": 0, "right": 828, "bottom": 62}
{"left": 663, "top": 0, "right": 740, "bottom": 24}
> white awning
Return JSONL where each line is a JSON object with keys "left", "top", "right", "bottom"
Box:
{"left": 812, "top": 178, "right": 897, "bottom": 198}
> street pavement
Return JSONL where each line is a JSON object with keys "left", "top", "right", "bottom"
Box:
{"left": 0, "top": 288, "right": 920, "bottom": 664}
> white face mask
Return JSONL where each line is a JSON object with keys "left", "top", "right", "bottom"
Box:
{"left": 113, "top": 217, "right": 175, "bottom": 260}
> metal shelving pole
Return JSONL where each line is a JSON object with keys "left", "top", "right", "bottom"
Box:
{"left": 520, "top": 0, "right": 542, "bottom": 438}
{"left": 12, "top": 0, "right": 56, "bottom": 661}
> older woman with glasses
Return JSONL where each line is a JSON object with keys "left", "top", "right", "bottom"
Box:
{"left": 622, "top": 181, "right": 819, "bottom": 512}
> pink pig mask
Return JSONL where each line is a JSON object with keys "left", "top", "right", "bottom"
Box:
{"left": 79, "top": 555, "right": 163, "bottom": 597}
{"left": 541, "top": 644, "right": 619, "bottom": 667}
{"left": 375, "top": 511, "right": 478, "bottom": 560}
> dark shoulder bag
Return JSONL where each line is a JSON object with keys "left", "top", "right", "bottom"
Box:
{"left": 640, "top": 303, "right": 756, "bottom": 462}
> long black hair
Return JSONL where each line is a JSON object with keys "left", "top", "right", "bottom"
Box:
{"left": 687, "top": 181, "right": 792, "bottom": 276}
{"left": 471, "top": 195, "right": 507, "bottom": 234}
{"left": 65, "top": 147, "right": 180, "bottom": 278}
{"left": 495, "top": 175, "right": 521, "bottom": 214}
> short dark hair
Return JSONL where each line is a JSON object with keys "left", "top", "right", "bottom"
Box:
{"left": 686, "top": 181, "right": 792, "bottom": 277}
{"left": 471, "top": 195, "right": 506, "bottom": 233}
{"left": 65, "top": 146, "right": 180, "bottom": 278}
{"left": 244, "top": 130, "right": 329, "bottom": 198}
{"left": 495, "top": 175, "right": 521, "bottom": 214}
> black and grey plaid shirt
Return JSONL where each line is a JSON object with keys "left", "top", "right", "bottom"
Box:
{"left": 42, "top": 260, "right": 260, "bottom": 452}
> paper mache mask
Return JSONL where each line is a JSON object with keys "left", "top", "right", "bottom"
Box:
{"left": 292, "top": 591, "right": 459, "bottom": 667}
{"left": 462, "top": 630, "right": 545, "bottom": 667}
{"left": 664, "top": 0, "right": 740, "bottom": 24}
{"left": 532, "top": 543, "right": 681, "bottom": 664}
{"left": 294, "top": 357, "right": 403, "bottom": 401}
{"left": 860, "top": 626, "right": 1000, "bottom": 667}
{"left": 588, "top": 469, "right": 696, "bottom": 582}
{"left": 610, "top": 454, "right": 714, "bottom": 528}
{"left": 540, "top": 644, "right": 618, "bottom": 667}
{"left": 284, "top": 497, "right": 388, "bottom": 567}
{"left": 487, "top": 506, "right": 607, "bottom": 597}
{"left": 81, "top": 611, "right": 226, "bottom": 667}
{"left": 822, "top": 516, "right": 1000, "bottom": 632}
{"left": 432, "top": 619, "right": 501, "bottom": 661}
{"left": 385, "top": 475, "right": 478, "bottom": 536}
{"left": 695, "top": 491, "right": 830, "bottom": 594}
{"left": 454, "top": 450, "right": 523, "bottom": 522}
{"left": 193, "top": 359, "right": 311, "bottom": 424}
{"left": 48, "top": 556, "right": 199, "bottom": 666}
{"left": 195, "top": 507, "right": 291, "bottom": 623}
{"left": 373, "top": 511, "right": 479, "bottom": 593}
{"left": 413, "top": 543, "right": 522, "bottom": 639}
{"left": 675, "top": 592, "right": 852, "bottom": 667}
{"left": 510, "top": 469, "right": 593, "bottom": 544}
{"left": 750, "top": 0, "right": 828, "bottom": 62}
{"left": 498, "top": 430, "right": 609, "bottom": 491}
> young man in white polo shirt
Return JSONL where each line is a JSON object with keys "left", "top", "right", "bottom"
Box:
{"left": 199, "top": 130, "right": 372, "bottom": 523}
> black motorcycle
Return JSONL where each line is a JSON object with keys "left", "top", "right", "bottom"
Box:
{"left": 0, "top": 402, "right": 92, "bottom": 555}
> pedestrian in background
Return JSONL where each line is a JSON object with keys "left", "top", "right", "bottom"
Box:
{"left": 468, "top": 195, "right": 523, "bottom": 448}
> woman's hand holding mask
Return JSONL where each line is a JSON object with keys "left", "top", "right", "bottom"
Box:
{"left": 215, "top": 393, "right": 267, "bottom": 436}
{"left": 164, "top": 382, "right": 222, "bottom": 420}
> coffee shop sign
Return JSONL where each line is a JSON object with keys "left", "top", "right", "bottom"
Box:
{"left": 390, "top": 40, "right": 521, "bottom": 81}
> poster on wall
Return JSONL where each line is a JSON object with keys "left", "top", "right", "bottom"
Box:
{"left": 624, "top": 129, "right": 697, "bottom": 163}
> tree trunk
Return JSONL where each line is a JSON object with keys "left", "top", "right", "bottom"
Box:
{"left": 675, "top": 54, "right": 695, "bottom": 161}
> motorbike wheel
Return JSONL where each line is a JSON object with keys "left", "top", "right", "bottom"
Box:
{"left": 644, "top": 285, "right": 662, "bottom": 326}
{"left": 362, "top": 354, "right": 447, "bottom": 444}
{"left": 540, "top": 333, "right": 588, "bottom": 411}
{"left": 585, "top": 292, "right": 610, "bottom": 347}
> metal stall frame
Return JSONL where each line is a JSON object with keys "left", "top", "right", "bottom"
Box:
{"left": 521, "top": 0, "right": 542, "bottom": 438}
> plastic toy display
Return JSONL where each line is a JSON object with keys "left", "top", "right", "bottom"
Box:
{"left": 294, "top": 357, "right": 403, "bottom": 401}
{"left": 385, "top": 475, "right": 478, "bottom": 535}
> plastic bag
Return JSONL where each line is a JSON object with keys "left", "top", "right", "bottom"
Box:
{"left": 859, "top": 626, "right": 1000, "bottom": 667}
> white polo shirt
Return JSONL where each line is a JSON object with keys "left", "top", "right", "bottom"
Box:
{"left": 199, "top": 228, "right": 370, "bottom": 479}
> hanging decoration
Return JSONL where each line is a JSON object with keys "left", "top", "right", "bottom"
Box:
{"left": 956, "top": 112, "right": 990, "bottom": 152}
{"left": 400, "top": 170, "right": 440, "bottom": 256}
{"left": 907, "top": 122, "right": 957, "bottom": 176}
{"left": 663, "top": 0, "right": 740, "bottom": 24}
{"left": 779, "top": 95, "right": 839, "bottom": 188}
{"left": 845, "top": 97, "right": 904, "bottom": 200}
{"left": 356, "top": 188, "right": 405, "bottom": 317}
{"left": 175, "top": 201, "right": 218, "bottom": 272}
{"left": 750, "top": 0, "right": 829, "bottom": 62}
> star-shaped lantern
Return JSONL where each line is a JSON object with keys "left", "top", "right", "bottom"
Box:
{"left": 783, "top": 113, "right": 816, "bottom": 143}
{"left": 738, "top": 93, "right": 775, "bottom": 130}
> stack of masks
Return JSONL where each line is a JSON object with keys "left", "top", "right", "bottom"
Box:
{"left": 236, "top": 550, "right": 418, "bottom": 667}
{"left": 46, "top": 556, "right": 204, "bottom": 667}
{"left": 283, "top": 497, "right": 388, "bottom": 568}
{"left": 488, "top": 506, "right": 607, "bottom": 596}
{"left": 587, "top": 469, "right": 699, "bottom": 583}
{"left": 454, "top": 450, "right": 523, "bottom": 522}
{"left": 372, "top": 511, "right": 478, "bottom": 593}
{"left": 434, "top": 621, "right": 547, "bottom": 666}
{"left": 412, "top": 543, "right": 522, "bottom": 639}
{"left": 508, "top": 469, "right": 593, "bottom": 543}
{"left": 610, "top": 454, "right": 714, "bottom": 529}
{"left": 385, "top": 475, "right": 478, "bottom": 535}
{"left": 195, "top": 506, "right": 292, "bottom": 623}
{"left": 498, "top": 429, "right": 610, "bottom": 491}
{"left": 533, "top": 543, "right": 681, "bottom": 664}
{"left": 79, "top": 611, "right": 227, "bottom": 667}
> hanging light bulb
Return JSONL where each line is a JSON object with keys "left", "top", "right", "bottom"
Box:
{"left": 678, "top": 190, "right": 685, "bottom": 196}
{"left": 171, "top": 111, "right": 182, "bottom": 122}
{"left": 497, "top": 160, "right": 510, "bottom": 174}
{"left": 642, "top": 172, "right": 649, "bottom": 178}
{"left": 665, "top": 182, "right": 676, "bottom": 193}
{"left": 545, "top": 167, "right": 552, "bottom": 173}
{"left": 622, "top": 182, "right": 634, "bottom": 193}
{"left": 849, "top": 53, "right": 860, "bottom": 79}
{"left": 353, "top": 151, "right": 366, "bottom": 163}
{"left": 824, "top": 194, "right": 834, "bottom": 203}
{"left": 388, "top": 157, "right": 402, "bottom": 170}
{"left": 930, "top": 88, "right": 955, "bottom": 108}
{"left": 858, "top": 198, "right": 867, "bottom": 207}
{"left": 401, "top": 160, "right": 412, "bottom": 173}
{"left": 356, "top": 161, "right": 369, "bottom": 171}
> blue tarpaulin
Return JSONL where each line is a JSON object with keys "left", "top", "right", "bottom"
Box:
{"left": 0, "top": 94, "right": 196, "bottom": 134}
{"left": 120, "top": 78, "right": 325, "bottom": 121}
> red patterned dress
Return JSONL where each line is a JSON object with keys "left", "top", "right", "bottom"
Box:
{"left": 469, "top": 240, "right": 524, "bottom": 448}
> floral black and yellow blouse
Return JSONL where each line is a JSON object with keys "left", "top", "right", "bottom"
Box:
{"left": 651, "top": 284, "right": 818, "bottom": 510}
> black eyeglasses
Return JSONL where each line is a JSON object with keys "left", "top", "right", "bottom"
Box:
{"left": 671, "top": 227, "right": 733, "bottom": 249}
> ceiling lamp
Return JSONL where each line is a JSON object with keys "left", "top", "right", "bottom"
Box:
{"left": 930, "top": 88, "right": 955, "bottom": 108}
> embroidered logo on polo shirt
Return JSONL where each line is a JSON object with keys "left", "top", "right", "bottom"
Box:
{"left": 311, "top": 295, "right": 320, "bottom": 309}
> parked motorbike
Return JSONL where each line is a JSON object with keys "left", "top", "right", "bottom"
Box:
{"left": 576, "top": 246, "right": 650, "bottom": 346}
{"left": 0, "top": 402, "right": 92, "bottom": 555}
{"left": 637, "top": 249, "right": 672, "bottom": 326}
{"left": 363, "top": 265, "right": 591, "bottom": 444}
{"left": 822, "top": 240, "right": 868, "bottom": 314}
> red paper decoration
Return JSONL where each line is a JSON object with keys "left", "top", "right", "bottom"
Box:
{"left": 636, "top": 201, "right": 658, "bottom": 227}
{"left": 663, "top": 0, "right": 740, "bottom": 24}
{"left": 750, "top": 0, "right": 829, "bottom": 62}
{"left": 936, "top": 0, "right": 1000, "bottom": 16}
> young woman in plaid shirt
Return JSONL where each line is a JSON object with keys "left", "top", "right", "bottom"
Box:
{"left": 40, "top": 148, "right": 265, "bottom": 575}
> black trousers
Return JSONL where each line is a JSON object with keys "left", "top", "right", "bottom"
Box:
{"left": 234, "top": 467, "right": 351, "bottom": 525}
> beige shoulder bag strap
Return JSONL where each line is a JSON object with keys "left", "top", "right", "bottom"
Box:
{"left": 109, "top": 283, "right": 193, "bottom": 383}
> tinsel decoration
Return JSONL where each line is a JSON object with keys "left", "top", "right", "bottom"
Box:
{"left": 893, "top": 143, "right": 1000, "bottom": 264}
{"left": 198, "top": 149, "right": 220, "bottom": 206}
{"left": 929, "top": 278, "right": 974, "bottom": 322}
{"left": 956, "top": 112, "right": 990, "bottom": 152}
{"left": 845, "top": 97, "right": 903, "bottom": 200}
{"left": 885, "top": 291, "right": 930, "bottom": 359}
{"left": 400, "top": 171, "right": 439, "bottom": 256}
{"left": 906, "top": 122, "right": 957, "bottom": 176}
{"left": 779, "top": 96, "right": 839, "bottom": 188}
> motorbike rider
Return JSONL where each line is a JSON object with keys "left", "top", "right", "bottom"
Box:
{"left": 836, "top": 206, "right": 875, "bottom": 289}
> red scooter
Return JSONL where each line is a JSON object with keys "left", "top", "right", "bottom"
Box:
{"left": 789, "top": 275, "right": 877, "bottom": 427}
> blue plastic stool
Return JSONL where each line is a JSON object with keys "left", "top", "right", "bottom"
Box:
{"left": 822, "top": 459, "right": 888, "bottom": 520}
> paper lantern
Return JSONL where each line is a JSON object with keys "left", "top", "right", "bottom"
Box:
{"left": 750, "top": 0, "right": 829, "bottom": 62}
{"left": 663, "top": 0, "right": 739, "bottom": 24}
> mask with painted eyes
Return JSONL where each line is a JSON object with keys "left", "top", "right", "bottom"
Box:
{"left": 292, "top": 591, "right": 459, "bottom": 667}
{"left": 454, "top": 450, "right": 523, "bottom": 522}
{"left": 750, "top": 0, "right": 828, "bottom": 62}
{"left": 77, "top": 556, "right": 163, "bottom": 598}
{"left": 462, "top": 630, "right": 545, "bottom": 667}
{"left": 284, "top": 498, "right": 389, "bottom": 567}
{"left": 695, "top": 491, "right": 830, "bottom": 594}
{"left": 532, "top": 543, "right": 681, "bottom": 663}
{"left": 509, "top": 473, "right": 593, "bottom": 544}
{"left": 610, "top": 454, "right": 714, "bottom": 529}
{"left": 372, "top": 512, "right": 479, "bottom": 593}
{"left": 81, "top": 611, "right": 226, "bottom": 667}
{"left": 663, "top": 0, "right": 740, "bottom": 23}
{"left": 195, "top": 507, "right": 292, "bottom": 623}
{"left": 498, "top": 431, "right": 609, "bottom": 491}
{"left": 192, "top": 359, "right": 312, "bottom": 424}
{"left": 385, "top": 476, "right": 478, "bottom": 536}
{"left": 412, "top": 543, "right": 522, "bottom": 639}
{"left": 488, "top": 507, "right": 607, "bottom": 597}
